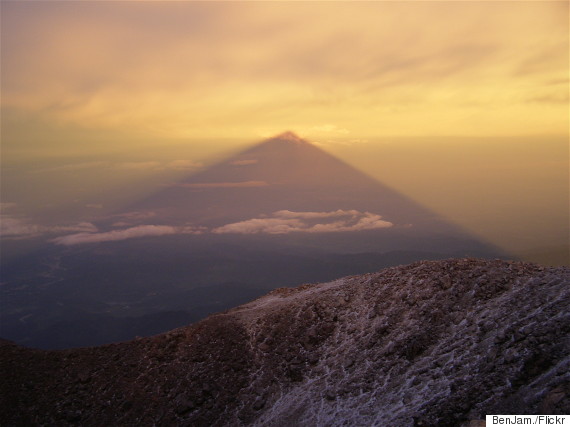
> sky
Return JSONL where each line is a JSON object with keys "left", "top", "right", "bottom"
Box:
{"left": 1, "top": 1, "right": 569, "bottom": 263}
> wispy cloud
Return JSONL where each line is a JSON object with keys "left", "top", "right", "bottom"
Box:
{"left": 274, "top": 209, "right": 360, "bottom": 219}
{"left": 106, "top": 211, "right": 158, "bottom": 227}
{"left": 172, "top": 181, "right": 269, "bottom": 189}
{"left": 230, "top": 159, "right": 258, "bottom": 166}
{"left": 212, "top": 210, "right": 393, "bottom": 234}
{"left": 32, "top": 161, "right": 109, "bottom": 174}
{"left": 165, "top": 160, "right": 203, "bottom": 170}
{"left": 32, "top": 160, "right": 202, "bottom": 174}
{"left": 526, "top": 92, "right": 569, "bottom": 104}
{"left": 0, "top": 202, "right": 18, "bottom": 212}
{"left": 1, "top": 216, "right": 97, "bottom": 240}
{"left": 51, "top": 224, "right": 204, "bottom": 246}
{"left": 118, "top": 161, "right": 162, "bottom": 170}
{"left": 113, "top": 211, "right": 157, "bottom": 221}
{"left": 1, "top": 217, "right": 45, "bottom": 238}
{"left": 1, "top": 202, "right": 98, "bottom": 240}
{"left": 309, "top": 124, "right": 349, "bottom": 134}
{"left": 115, "top": 160, "right": 202, "bottom": 171}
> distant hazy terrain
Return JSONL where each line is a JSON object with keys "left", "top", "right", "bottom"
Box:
{"left": 1, "top": 233, "right": 492, "bottom": 349}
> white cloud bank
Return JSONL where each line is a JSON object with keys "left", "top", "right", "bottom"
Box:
{"left": 12, "top": 208, "right": 391, "bottom": 245}
{"left": 52, "top": 224, "right": 204, "bottom": 246}
{"left": 212, "top": 210, "right": 393, "bottom": 234}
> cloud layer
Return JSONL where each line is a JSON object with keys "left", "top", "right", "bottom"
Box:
{"left": 212, "top": 210, "right": 393, "bottom": 235}
{"left": 46, "top": 209, "right": 393, "bottom": 245}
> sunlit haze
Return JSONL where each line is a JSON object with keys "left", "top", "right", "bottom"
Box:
{"left": 2, "top": 1, "right": 568, "bottom": 263}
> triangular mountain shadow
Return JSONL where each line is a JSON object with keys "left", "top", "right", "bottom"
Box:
{"left": 0, "top": 133, "right": 507, "bottom": 350}
{"left": 126, "top": 132, "right": 503, "bottom": 256}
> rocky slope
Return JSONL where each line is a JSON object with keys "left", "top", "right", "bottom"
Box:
{"left": 1, "top": 258, "right": 569, "bottom": 426}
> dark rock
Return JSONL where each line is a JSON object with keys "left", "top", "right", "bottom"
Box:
{"left": 253, "top": 398, "right": 266, "bottom": 410}
{"left": 77, "top": 371, "right": 90, "bottom": 384}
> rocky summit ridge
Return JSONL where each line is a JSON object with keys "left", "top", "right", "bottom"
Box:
{"left": 1, "top": 258, "right": 569, "bottom": 426}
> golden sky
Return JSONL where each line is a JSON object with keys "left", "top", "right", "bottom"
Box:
{"left": 1, "top": 1, "right": 569, "bottom": 262}
{"left": 2, "top": 1, "right": 568, "bottom": 149}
